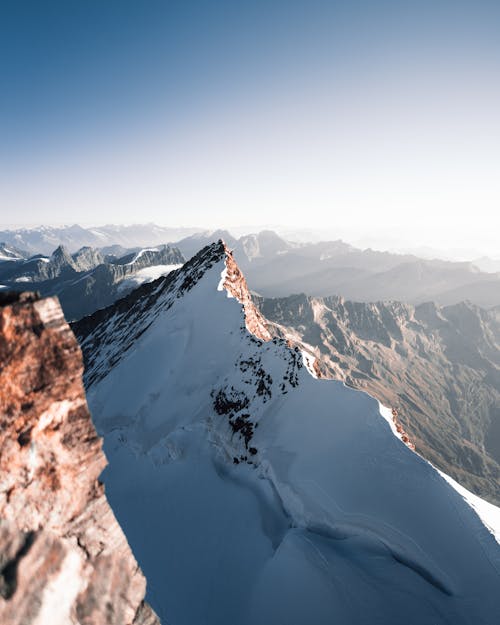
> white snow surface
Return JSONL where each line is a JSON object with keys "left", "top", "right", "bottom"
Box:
{"left": 439, "top": 470, "right": 500, "bottom": 543}
{"left": 84, "top": 247, "right": 500, "bottom": 625}
{"left": 0, "top": 246, "right": 26, "bottom": 261}
{"left": 0, "top": 253, "right": 18, "bottom": 261}
{"left": 117, "top": 264, "right": 183, "bottom": 292}
{"left": 125, "top": 247, "right": 160, "bottom": 265}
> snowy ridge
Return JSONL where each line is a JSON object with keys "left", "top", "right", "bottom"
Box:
{"left": 76, "top": 242, "right": 227, "bottom": 386}
{"left": 76, "top": 241, "right": 500, "bottom": 625}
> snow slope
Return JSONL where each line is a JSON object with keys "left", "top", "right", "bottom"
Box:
{"left": 77, "top": 242, "right": 500, "bottom": 625}
{"left": 116, "top": 264, "right": 183, "bottom": 292}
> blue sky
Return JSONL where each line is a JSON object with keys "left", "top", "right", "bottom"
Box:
{"left": 1, "top": 1, "right": 499, "bottom": 253}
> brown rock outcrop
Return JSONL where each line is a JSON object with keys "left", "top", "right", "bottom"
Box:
{"left": 391, "top": 407, "right": 416, "bottom": 450}
{"left": 0, "top": 292, "right": 159, "bottom": 625}
{"left": 222, "top": 244, "right": 272, "bottom": 342}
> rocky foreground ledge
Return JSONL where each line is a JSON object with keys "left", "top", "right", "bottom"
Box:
{"left": 0, "top": 292, "right": 159, "bottom": 625}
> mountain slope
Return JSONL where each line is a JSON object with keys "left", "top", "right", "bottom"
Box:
{"left": 74, "top": 241, "right": 500, "bottom": 625}
{"left": 257, "top": 294, "right": 500, "bottom": 505}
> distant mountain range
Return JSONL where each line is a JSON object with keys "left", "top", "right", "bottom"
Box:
{"left": 257, "top": 294, "right": 500, "bottom": 505}
{"left": 175, "top": 229, "right": 500, "bottom": 308}
{"left": 0, "top": 223, "right": 201, "bottom": 255}
{"left": 2, "top": 224, "right": 499, "bottom": 308}
{"left": 0, "top": 243, "right": 184, "bottom": 320}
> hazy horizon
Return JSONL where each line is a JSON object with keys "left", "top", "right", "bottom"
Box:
{"left": 1, "top": 1, "right": 499, "bottom": 258}
{"left": 0, "top": 220, "right": 498, "bottom": 263}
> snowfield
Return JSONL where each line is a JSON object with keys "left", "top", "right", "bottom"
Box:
{"left": 117, "top": 264, "right": 183, "bottom": 292}
{"left": 81, "top": 242, "right": 500, "bottom": 625}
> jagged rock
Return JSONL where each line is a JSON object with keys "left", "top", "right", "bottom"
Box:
{"left": 71, "top": 246, "right": 106, "bottom": 272}
{"left": 222, "top": 247, "right": 272, "bottom": 341}
{"left": 0, "top": 292, "right": 160, "bottom": 625}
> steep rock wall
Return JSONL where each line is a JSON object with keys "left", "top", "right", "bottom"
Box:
{"left": 0, "top": 292, "right": 159, "bottom": 625}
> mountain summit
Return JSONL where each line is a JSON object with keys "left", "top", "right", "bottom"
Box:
{"left": 74, "top": 241, "right": 500, "bottom": 625}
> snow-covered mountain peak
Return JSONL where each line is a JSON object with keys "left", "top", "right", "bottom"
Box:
{"left": 74, "top": 240, "right": 500, "bottom": 625}
{"left": 75, "top": 240, "right": 273, "bottom": 386}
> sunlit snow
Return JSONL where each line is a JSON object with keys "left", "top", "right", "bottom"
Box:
{"left": 84, "top": 245, "right": 500, "bottom": 625}
{"left": 117, "top": 264, "right": 183, "bottom": 292}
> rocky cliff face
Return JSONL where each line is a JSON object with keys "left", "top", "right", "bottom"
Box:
{"left": 71, "top": 246, "right": 106, "bottom": 272}
{"left": 0, "top": 292, "right": 159, "bottom": 625}
{"left": 222, "top": 247, "right": 271, "bottom": 341}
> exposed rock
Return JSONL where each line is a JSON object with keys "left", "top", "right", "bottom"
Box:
{"left": 222, "top": 246, "right": 272, "bottom": 341}
{"left": 71, "top": 246, "right": 106, "bottom": 272}
{"left": 0, "top": 292, "right": 160, "bottom": 625}
{"left": 391, "top": 407, "right": 416, "bottom": 450}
